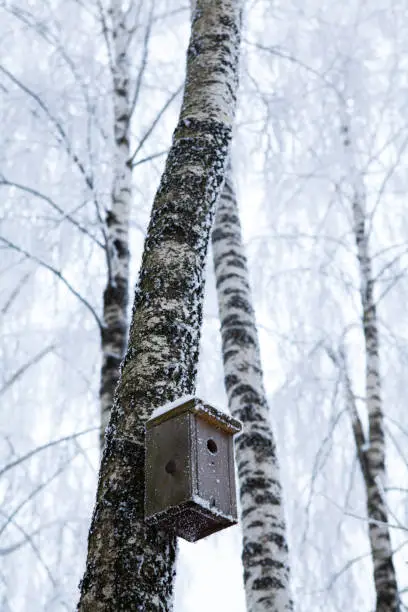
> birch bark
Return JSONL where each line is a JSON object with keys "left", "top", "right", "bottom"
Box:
{"left": 341, "top": 122, "right": 400, "bottom": 612}
{"left": 99, "top": 0, "right": 132, "bottom": 449}
{"left": 78, "top": 1, "right": 242, "bottom": 609}
{"left": 212, "top": 167, "right": 293, "bottom": 612}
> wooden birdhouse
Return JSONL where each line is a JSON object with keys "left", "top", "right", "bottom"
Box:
{"left": 144, "top": 396, "right": 242, "bottom": 542}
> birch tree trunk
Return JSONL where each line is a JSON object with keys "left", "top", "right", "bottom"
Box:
{"left": 212, "top": 167, "right": 293, "bottom": 612}
{"left": 78, "top": 1, "right": 242, "bottom": 609}
{"left": 352, "top": 195, "right": 400, "bottom": 612}
{"left": 99, "top": 0, "right": 132, "bottom": 449}
{"left": 340, "top": 122, "right": 400, "bottom": 612}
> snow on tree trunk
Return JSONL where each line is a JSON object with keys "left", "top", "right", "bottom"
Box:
{"left": 77, "top": 2, "right": 242, "bottom": 610}
{"left": 212, "top": 166, "right": 293, "bottom": 612}
{"left": 99, "top": 0, "right": 131, "bottom": 450}
{"left": 341, "top": 122, "right": 400, "bottom": 612}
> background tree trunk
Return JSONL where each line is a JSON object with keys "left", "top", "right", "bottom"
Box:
{"left": 352, "top": 195, "right": 400, "bottom": 612}
{"left": 329, "top": 345, "right": 400, "bottom": 612}
{"left": 99, "top": 0, "right": 132, "bottom": 449}
{"left": 212, "top": 166, "right": 293, "bottom": 612}
{"left": 78, "top": 1, "right": 242, "bottom": 609}
{"left": 338, "top": 120, "right": 400, "bottom": 612}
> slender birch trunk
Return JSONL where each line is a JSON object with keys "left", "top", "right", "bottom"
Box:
{"left": 78, "top": 2, "right": 241, "bottom": 609}
{"left": 99, "top": 0, "right": 132, "bottom": 449}
{"left": 352, "top": 192, "right": 400, "bottom": 612}
{"left": 340, "top": 122, "right": 400, "bottom": 612}
{"left": 212, "top": 168, "right": 293, "bottom": 612}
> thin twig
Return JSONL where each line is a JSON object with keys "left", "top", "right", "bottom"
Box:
{"left": 0, "top": 454, "right": 79, "bottom": 538}
{"left": 0, "top": 179, "right": 103, "bottom": 248}
{"left": 0, "top": 236, "right": 103, "bottom": 330}
{"left": 128, "top": 85, "right": 183, "bottom": 167}
{"left": 0, "top": 427, "right": 97, "bottom": 479}
{"left": 0, "top": 345, "right": 55, "bottom": 398}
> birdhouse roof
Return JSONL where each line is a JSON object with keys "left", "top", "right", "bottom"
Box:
{"left": 146, "top": 396, "right": 242, "bottom": 435}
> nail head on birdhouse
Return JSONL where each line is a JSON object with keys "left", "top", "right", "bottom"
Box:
{"left": 144, "top": 396, "right": 242, "bottom": 542}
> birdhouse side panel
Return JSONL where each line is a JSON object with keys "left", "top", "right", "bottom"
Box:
{"left": 145, "top": 413, "right": 192, "bottom": 520}
{"left": 227, "top": 437, "right": 238, "bottom": 517}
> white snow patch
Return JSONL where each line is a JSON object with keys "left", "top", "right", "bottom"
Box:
{"left": 191, "top": 494, "right": 235, "bottom": 522}
{"left": 150, "top": 395, "right": 195, "bottom": 420}
{"left": 149, "top": 396, "right": 232, "bottom": 422}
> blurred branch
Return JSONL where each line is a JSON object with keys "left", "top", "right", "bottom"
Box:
{"left": 0, "top": 511, "right": 56, "bottom": 585}
{"left": 0, "top": 345, "right": 55, "bottom": 398}
{"left": 0, "top": 64, "right": 93, "bottom": 191}
{"left": 319, "top": 492, "right": 408, "bottom": 532}
{"left": 2, "top": 2, "right": 109, "bottom": 142}
{"left": 0, "top": 177, "right": 104, "bottom": 248}
{"left": 0, "top": 455, "right": 80, "bottom": 538}
{"left": 129, "top": 3, "right": 154, "bottom": 120}
{"left": 0, "top": 236, "right": 103, "bottom": 330}
{"left": 132, "top": 149, "right": 168, "bottom": 168}
{"left": 244, "top": 39, "right": 343, "bottom": 100}
{"left": 1, "top": 271, "right": 32, "bottom": 316}
{"left": 0, "top": 427, "right": 97, "bottom": 479}
{"left": 128, "top": 85, "right": 183, "bottom": 167}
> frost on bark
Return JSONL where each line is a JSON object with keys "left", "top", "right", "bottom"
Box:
{"left": 99, "top": 0, "right": 132, "bottom": 449}
{"left": 78, "top": 1, "right": 241, "bottom": 610}
{"left": 212, "top": 167, "right": 293, "bottom": 612}
{"left": 336, "top": 123, "right": 400, "bottom": 612}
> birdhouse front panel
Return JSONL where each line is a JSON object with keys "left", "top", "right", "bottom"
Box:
{"left": 144, "top": 396, "right": 242, "bottom": 542}
{"left": 145, "top": 411, "right": 192, "bottom": 520}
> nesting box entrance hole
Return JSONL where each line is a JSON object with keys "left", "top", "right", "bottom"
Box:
{"left": 207, "top": 439, "right": 217, "bottom": 454}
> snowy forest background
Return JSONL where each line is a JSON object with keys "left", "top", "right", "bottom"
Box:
{"left": 1, "top": 0, "right": 408, "bottom": 610}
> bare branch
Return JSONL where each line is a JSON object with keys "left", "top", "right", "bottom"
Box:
{"left": 96, "top": 0, "right": 114, "bottom": 77}
{"left": 0, "top": 64, "right": 93, "bottom": 190}
{"left": 325, "top": 346, "right": 368, "bottom": 479}
{"left": 0, "top": 345, "right": 55, "bottom": 398}
{"left": 0, "top": 236, "right": 103, "bottom": 330}
{"left": 1, "top": 271, "right": 32, "bottom": 316}
{"left": 0, "top": 511, "right": 56, "bottom": 585}
{"left": 0, "top": 427, "right": 97, "bottom": 479}
{"left": 2, "top": 2, "right": 109, "bottom": 142}
{"left": 244, "top": 39, "right": 343, "bottom": 102}
{"left": 318, "top": 493, "right": 408, "bottom": 532}
{"left": 128, "top": 4, "right": 154, "bottom": 120}
{"left": 0, "top": 455, "right": 79, "bottom": 538}
{"left": 132, "top": 148, "right": 168, "bottom": 167}
{"left": 0, "top": 178, "right": 104, "bottom": 248}
{"left": 384, "top": 425, "right": 408, "bottom": 475}
{"left": 325, "top": 550, "right": 372, "bottom": 592}
{"left": 128, "top": 85, "right": 183, "bottom": 167}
